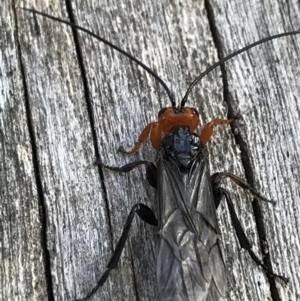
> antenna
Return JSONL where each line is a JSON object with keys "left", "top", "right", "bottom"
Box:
{"left": 22, "top": 8, "right": 300, "bottom": 109}
{"left": 22, "top": 8, "right": 176, "bottom": 107}
{"left": 180, "top": 31, "right": 300, "bottom": 107}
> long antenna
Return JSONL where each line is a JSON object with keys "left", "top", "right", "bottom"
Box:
{"left": 180, "top": 31, "right": 300, "bottom": 108}
{"left": 22, "top": 8, "right": 176, "bottom": 107}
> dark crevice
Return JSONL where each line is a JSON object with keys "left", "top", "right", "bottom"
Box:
{"left": 64, "top": 1, "right": 113, "bottom": 241}
{"left": 129, "top": 246, "right": 141, "bottom": 301}
{"left": 13, "top": 3, "right": 55, "bottom": 301}
{"left": 64, "top": 3, "right": 145, "bottom": 298}
{"left": 204, "top": 0, "right": 281, "bottom": 300}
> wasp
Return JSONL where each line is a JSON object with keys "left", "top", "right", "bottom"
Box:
{"left": 23, "top": 8, "right": 299, "bottom": 301}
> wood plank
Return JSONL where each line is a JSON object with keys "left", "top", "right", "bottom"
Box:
{"left": 209, "top": 1, "right": 300, "bottom": 300}
{"left": 17, "top": 1, "right": 108, "bottom": 300}
{"left": 10, "top": 0, "right": 300, "bottom": 300}
{"left": 0, "top": 2, "right": 48, "bottom": 301}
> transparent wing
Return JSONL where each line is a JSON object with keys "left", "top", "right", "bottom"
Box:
{"left": 156, "top": 158, "right": 227, "bottom": 301}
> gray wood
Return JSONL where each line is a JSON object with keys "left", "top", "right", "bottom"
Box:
{"left": 16, "top": 1, "right": 109, "bottom": 301}
{"left": 0, "top": 2, "right": 48, "bottom": 301}
{"left": 1, "top": 0, "right": 297, "bottom": 300}
{"left": 209, "top": 1, "right": 300, "bottom": 300}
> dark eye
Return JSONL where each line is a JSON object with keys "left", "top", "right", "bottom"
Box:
{"left": 158, "top": 108, "right": 167, "bottom": 117}
{"left": 191, "top": 107, "right": 199, "bottom": 117}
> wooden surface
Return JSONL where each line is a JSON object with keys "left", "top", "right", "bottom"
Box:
{"left": 1, "top": 0, "right": 299, "bottom": 300}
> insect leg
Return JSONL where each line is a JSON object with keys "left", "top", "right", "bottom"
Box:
{"left": 212, "top": 182, "right": 288, "bottom": 283}
{"left": 118, "top": 121, "right": 161, "bottom": 154}
{"left": 75, "top": 203, "right": 158, "bottom": 301}
{"left": 200, "top": 118, "right": 233, "bottom": 144}
{"left": 211, "top": 172, "right": 275, "bottom": 203}
{"left": 95, "top": 160, "right": 157, "bottom": 188}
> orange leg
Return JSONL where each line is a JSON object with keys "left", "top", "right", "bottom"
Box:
{"left": 119, "top": 122, "right": 161, "bottom": 154}
{"left": 150, "top": 123, "right": 162, "bottom": 149}
{"left": 200, "top": 118, "right": 232, "bottom": 144}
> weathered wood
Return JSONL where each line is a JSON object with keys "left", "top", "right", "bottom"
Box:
{"left": 1, "top": 0, "right": 298, "bottom": 300}
{"left": 0, "top": 2, "right": 48, "bottom": 301}
{"left": 209, "top": 1, "right": 300, "bottom": 300}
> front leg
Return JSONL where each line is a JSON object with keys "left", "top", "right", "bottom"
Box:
{"left": 95, "top": 160, "right": 157, "bottom": 188}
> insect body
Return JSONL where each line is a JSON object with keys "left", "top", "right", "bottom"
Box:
{"left": 156, "top": 124, "right": 226, "bottom": 300}
{"left": 23, "top": 8, "right": 299, "bottom": 301}
{"left": 95, "top": 105, "right": 276, "bottom": 301}
{"left": 138, "top": 107, "right": 230, "bottom": 300}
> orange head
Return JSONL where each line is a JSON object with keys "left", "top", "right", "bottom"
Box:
{"left": 158, "top": 106, "right": 199, "bottom": 133}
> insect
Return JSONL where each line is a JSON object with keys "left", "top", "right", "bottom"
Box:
{"left": 23, "top": 8, "right": 299, "bottom": 301}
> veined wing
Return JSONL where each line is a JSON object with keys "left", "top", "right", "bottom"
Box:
{"left": 156, "top": 157, "right": 226, "bottom": 301}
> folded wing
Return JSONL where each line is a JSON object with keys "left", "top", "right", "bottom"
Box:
{"left": 156, "top": 158, "right": 227, "bottom": 301}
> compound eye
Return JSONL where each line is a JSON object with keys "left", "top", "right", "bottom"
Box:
{"left": 158, "top": 108, "right": 167, "bottom": 117}
{"left": 191, "top": 107, "right": 199, "bottom": 117}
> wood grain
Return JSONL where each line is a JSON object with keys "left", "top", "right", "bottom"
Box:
{"left": 0, "top": 2, "right": 48, "bottom": 301}
{"left": 1, "top": 0, "right": 299, "bottom": 300}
